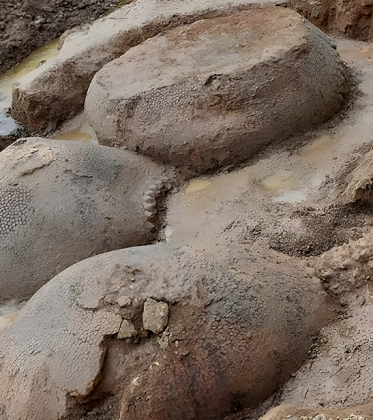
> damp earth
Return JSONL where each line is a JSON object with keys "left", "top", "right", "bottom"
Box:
{"left": 2, "top": 1, "right": 373, "bottom": 420}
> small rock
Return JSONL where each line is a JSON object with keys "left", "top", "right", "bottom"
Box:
{"left": 117, "top": 319, "right": 137, "bottom": 339}
{"left": 117, "top": 295, "right": 132, "bottom": 307}
{"left": 143, "top": 298, "right": 169, "bottom": 334}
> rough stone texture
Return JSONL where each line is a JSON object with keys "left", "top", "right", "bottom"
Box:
{"left": 312, "top": 228, "right": 373, "bottom": 296}
{"left": 0, "top": 137, "right": 172, "bottom": 302}
{"left": 85, "top": 7, "right": 348, "bottom": 175}
{"left": 10, "top": 0, "right": 280, "bottom": 134}
{"left": 143, "top": 298, "right": 169, "bottom": 334}
{"left": 289, "top": 0, "right": 373, "bottom": 41}
{"left": 118, "top": 319, "right": 137, "bottom": 339}
{"left": 340, "top": 149, "right": 373, "bottom": 205}
{"left": 0, "top": 242, "right": 329, "bottom": 420}
{"left": 0, "top": 134, "right": 16, "bottom": 151}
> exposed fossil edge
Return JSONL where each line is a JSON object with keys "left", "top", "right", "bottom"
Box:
{"left": 85, "top": 7, "right": 349, "bottom": 175}
{"left": 0, "top": 137, "right": 174, "bottom": 302}
{"left": 313, "top": 227, "right": 373, "bottom": 296}
{"left": 10, "top": 0, "right": 280, "bottom": 134}
{"left": 341, "top": 149, "right": 373, "bottom": 205}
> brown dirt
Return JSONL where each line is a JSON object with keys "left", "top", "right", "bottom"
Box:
{"left": 289, "top": 0, "right": 373, "bottom": 41}
{"left": 2, "top": 3, "right": 373, "bottom": 420}
{"left": 0, "top": 126, "right": 29, "bottom": 152}
{"left": 0, "top": 0, "right": 122, "bottom": 76}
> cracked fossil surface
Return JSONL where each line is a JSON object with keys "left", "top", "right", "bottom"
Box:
{"left": 0, "top": 242, "right": 329, "bottom": 420}
{"left": 0, "top": 137, "right": 173, "bottom": 302}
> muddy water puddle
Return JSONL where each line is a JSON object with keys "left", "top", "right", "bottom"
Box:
{"left": 338, "top": 43, "right": 373, "bottom": 62}
{"left": 0, "top": 38, "right": 59, "bottom": 136}
{"left": 52, "top": 129, "right": 93, "bottom": 143}
{"left": 260, "top": 134, "right": 337, "bottom": 203}
{"left": 185, "top": 179, "right": 212, "bottom": 195}
{"left": 49, "top": 112, "right": 98, "bottom": 143}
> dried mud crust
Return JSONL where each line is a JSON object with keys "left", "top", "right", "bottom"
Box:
{"left": 289, "top": 0, "right": 373, "bottom": 41}
{"left": 0, "top": 0, "right": 121, "bottom": 76}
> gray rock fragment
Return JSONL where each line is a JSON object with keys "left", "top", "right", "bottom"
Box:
{"left": 143, "top": 298, "right": 169, "bottom": 334}
{"left": 117, "top": 319, "right": 137, "bottom": 339}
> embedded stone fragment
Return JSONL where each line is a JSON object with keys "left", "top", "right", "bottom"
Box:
{"left": 341, "top": 149, "right": 373, "bottom": 204}
{"left": 117, "top": 319, "right": 137, "bottom": 339}
{"left": 85, "top": 7, "right": 348, "bottom": 174}
{"left": 0, "top": 242, "right": 330, "bottom": 420}
{"left": 143, "top": 298, "right": 169, "bottom": 334}
{"left": 0, "top": 137, "right": 172, "bottom": 302}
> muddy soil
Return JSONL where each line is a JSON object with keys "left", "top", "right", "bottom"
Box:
{"left": 0, "top": 0, "right": 122, "bottom": 76}
{"left": 289, "top": 0, "right": 373, "bottom": 41}
{"left": 2, "top": 2, "right": 373, "bottom": 420}
{"left": 162, "top": 37, "right": 373, "bottom": 419}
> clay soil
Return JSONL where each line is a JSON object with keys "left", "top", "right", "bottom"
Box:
{"left": 290, "top": 0, "right": 373, "bottom": 41}
{"left": 0, "top": 0, "right": 122, "bottom": 76}
{"left": 2, "top": 2, "right": 373, "bottom": 420}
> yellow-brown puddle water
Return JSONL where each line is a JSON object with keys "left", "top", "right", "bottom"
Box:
{"left": 0, "top": 38, "right": 59, "bottom": 136}
{"left": 338, "top": 45, "right": 373, "bottom": 62}
{"left": 185, "top": 179, "right": 212, "bottom": 195}
{"left": 51, "top": 129, "right": 93, "bottom": 143}
{"left": 261, "top": 170, "right": 295, "bottom": 192}
{"left": 260, "top": 134, "right": 336, "bottom": 203}
{"left": 0, "top": 301, "right": 25, "bottom": 332}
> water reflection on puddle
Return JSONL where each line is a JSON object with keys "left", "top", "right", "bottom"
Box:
{"left": 0, "top": 314, "right": 17, "bottom": 331}
{"left": 261, "top": 170, "right": 294, "bottom": 192}
{"left": 300, "top": 134, "right": 334, "bottom": 160}
{"left": 0, "top": 38, "right": 59, "bottom": 136}
{"left": 272, "top": 190, "right": 307, "bottom": 203}
{"left": 261, "top": 169, "right": 306, "bottom": 203}
{"left": 338, "top": 44, "right": 373, "bottom": 62}
{"left": 0, "top": 110, "right": 17, "bottom": 136}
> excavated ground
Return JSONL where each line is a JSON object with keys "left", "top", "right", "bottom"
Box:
{"left": 2, "top": 1, "right": 373, "bottom": 420}
{"left": 0, "top": 0, "right": 124, "bottom": 76}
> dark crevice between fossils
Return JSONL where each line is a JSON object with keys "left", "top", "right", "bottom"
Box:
{"left": 152, "top": 179, "right": 179, "bottom": 244}
{"left": 0, "top": 125, "right": 30, "bottom": 152}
